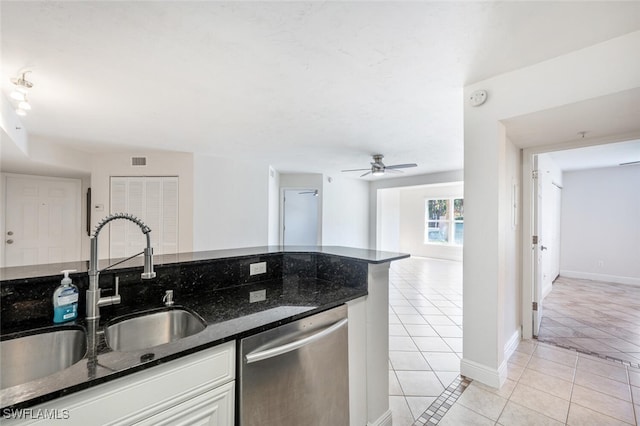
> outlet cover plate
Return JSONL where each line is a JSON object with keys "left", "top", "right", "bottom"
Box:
{"left": 249, "top": 289, "right": 266, "bottom": 303}
{"left": 250, "top": 262, "right": 267, "bottom": 276}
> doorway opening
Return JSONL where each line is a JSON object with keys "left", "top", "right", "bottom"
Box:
{"left": 524, "top": 139, "right": 640, "bottom": 364}
{"left": 281, "top": 188, "right": 320, "bottom": 246}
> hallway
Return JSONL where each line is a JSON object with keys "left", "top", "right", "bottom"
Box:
{"left": 538, "top": 276, "right": 640, "bottom": 366}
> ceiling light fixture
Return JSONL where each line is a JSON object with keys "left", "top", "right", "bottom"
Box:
{"left": 10, "top": 71, "right": 34, "bottom": 116}
{"left": 18, "top": 97, "right": 31, "bottom": 111}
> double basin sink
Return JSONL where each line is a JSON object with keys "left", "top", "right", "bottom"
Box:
{"left": 0, "top": 307, "right": 207, "bottom": 390}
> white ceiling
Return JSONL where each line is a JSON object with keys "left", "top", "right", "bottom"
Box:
{"left": 2, "top": 1, "right": 640, "bottom": 179}
{"left": 547, "top": 139, "right": 640, "bottom": 172}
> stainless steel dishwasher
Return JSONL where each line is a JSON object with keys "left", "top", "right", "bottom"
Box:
{"left": 239, "top": 304, "right": 349, "bottom": 426}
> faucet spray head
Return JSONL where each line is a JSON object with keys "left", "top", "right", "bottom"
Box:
{"left": 141, "top": 232, "right": 156, "bottom": 279}
{"left": 141, "top": 246, "right": 156, "bottom": 279}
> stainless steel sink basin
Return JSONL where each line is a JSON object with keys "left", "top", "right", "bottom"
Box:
{"left": 104, "top": 307, "right": 207, "bottom": 352}
{"left": 0, "top": 327, "right": 87, "bottom": 389}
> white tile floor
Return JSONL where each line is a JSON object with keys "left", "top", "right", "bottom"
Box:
{"left": 388, "top": 256, "right": 463, "bottom": 424}
{"left": 389, "top": 257, "right": 640, "bottom": 425}
{"left": 539, "top": 276, "right": 640, "bottom": 366}
{"left": 439, "top": 339, "right": 640, "bottom": 425}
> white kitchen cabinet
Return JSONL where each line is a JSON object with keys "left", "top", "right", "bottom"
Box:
{"left": 4, "top": 341, "right": 235, "bottom": 425}
{"left": 133, "top": 381, "right": 234, "bottom": 426}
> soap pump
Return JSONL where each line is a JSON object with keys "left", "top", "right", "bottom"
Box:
{"left": 53, "top": 270, "right": 79, "bottom": 323}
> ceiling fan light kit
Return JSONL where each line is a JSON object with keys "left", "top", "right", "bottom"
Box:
{"left": 342, "top": 154, "right": 417, "bottom": 178}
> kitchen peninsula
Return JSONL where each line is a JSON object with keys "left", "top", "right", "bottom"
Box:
{"left": 1, "top": 246, "right": 408, "bottom": 426}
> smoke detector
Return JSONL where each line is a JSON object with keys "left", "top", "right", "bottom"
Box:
{"left": 469, "top": 90, "right": 488, "bottom": 107}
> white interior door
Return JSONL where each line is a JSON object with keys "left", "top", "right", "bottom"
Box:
{"left": 541, "top": 183, "right": 562, "bottom": 289}
{"left": 541, "top": 173, "right": 553, "bottom": 297}
{"left": 4, "top": 174, "right": 81, "bottom": 267}
{"left": 282, "top": 189, "right": 319, "bottom": 246}
{"left": 533, "top": 156, "right": 543, "bottom": 336}
{"left": 551, "top": 184, "right": 562, "bottom": 280}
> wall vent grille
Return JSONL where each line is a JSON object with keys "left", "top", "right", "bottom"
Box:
{"left": 131, "top": 157, "right": 147, "bottom": 166}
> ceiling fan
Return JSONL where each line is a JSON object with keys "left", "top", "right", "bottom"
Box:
{"left": 342, "top": 154, "right": 417, "bottom": 177}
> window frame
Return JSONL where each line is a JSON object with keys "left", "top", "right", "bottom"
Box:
{"left": 424, "top": 197, "right": 464, "bottom": 246}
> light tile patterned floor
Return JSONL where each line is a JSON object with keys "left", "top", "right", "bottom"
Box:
{"left": 438, "top": 339, "right": 640, "bottom": 425}
{"left": 389, "top": 259, "right": 640, "bottom": 425}
{"left": 538, "top": 276, "right": 640, "bottom": 367}
{"left": 388, "top": 256, "right": 463, "bottom": 424}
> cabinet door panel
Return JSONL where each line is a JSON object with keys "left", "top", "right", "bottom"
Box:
{"left": 134, "top": 381, "right": 234, "bottom": 426}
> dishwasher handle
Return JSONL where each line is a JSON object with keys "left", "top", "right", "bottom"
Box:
{"left": 245, "top": 318, "right": 348, "bottom": 364}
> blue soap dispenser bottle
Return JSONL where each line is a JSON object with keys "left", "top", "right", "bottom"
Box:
{"left": 53, "top": 270, "right": 79, "bottom": 323}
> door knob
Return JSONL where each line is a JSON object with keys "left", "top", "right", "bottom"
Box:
{"left": 540, "top": 245, "right": 548, "bottom": 251}
{"left": 6, "top": 239, "right": 14, "bottom": 244}
{"left": 7, "top": 231, "right": 13, "bottom": 236}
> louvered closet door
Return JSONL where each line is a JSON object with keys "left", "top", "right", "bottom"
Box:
{"left": 109, "top": 177, "right": 179, "bottom": 259}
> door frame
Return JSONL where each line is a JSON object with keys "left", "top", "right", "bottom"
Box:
{"left": 280, "top": 187, "right": 322, "bottom": 246}
{"left": 521, "top": 133, "right": 638, "bottom": 339}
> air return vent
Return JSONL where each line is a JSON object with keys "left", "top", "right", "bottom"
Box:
{"left": 131, "top": 157, "right": 147, "bottom": 166}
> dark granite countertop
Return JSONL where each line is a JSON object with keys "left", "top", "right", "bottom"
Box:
{"left": 0, "top": 245, "right": 408, "bottom": 282}
{"left": 0, "top": 246, "right": 408, "bottom": 410}
{"left": 0, "top": 276, "right": 366, "bottom": 410}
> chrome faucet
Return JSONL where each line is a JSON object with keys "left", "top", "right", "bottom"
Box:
{"left": 87, "top": 213, "right": 157, "bottom": 320}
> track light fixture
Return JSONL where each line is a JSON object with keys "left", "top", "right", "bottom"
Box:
{"left": 10, "top": 71, "right": 34, "bottom": 117}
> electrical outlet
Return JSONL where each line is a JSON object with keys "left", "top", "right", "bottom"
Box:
{"left": 249, "top": 289, "right": 266, "bottom": 303}
{"left": 250, "top": 262, "right": 267, "bottom": 276}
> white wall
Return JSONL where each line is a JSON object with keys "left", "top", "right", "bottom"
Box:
{"left": 397, "top": 183, "right": 464, "bottom": 261}
{"left": 322, "top": 176, "right": 369, "bottom": 249}
{"left": 0, "top": 172, "right": 6, "bottom": 266}
{"left": 560, "top": 165, "right": 640, "bottom": 285}
{"left": 504, "top": 138, "right": 522, "bottom": 358}
{"left": 377, "top": 188, "right": 400, "bottom": 252}
{"left": 91, "top": 151, "right": 194, "bottom": 258}
{"left": 369, "top": 170, "right": 464, "bottom": 251}
{"left": 463, "top": 30, "right": 640, "bottom": 387}
{"left": 279, "top": 173, "right": 369, "bottom": 248}
{"left": 267, "top": 166, "right": 280, "bottom": 245}
{"left": 193, "top": 155, "right": 269, "bottom": 251}
{"left": 0, "top": 94, "right": 27, "bottom": 156}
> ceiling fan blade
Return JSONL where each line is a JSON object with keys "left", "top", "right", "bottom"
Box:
{"left": 342, "top": 168, "right": 372, "bottom": 172}
{"left": 360, "top": 171, "right": 372, "bottom": 177}
{"left": 386, "top": 163, "right": 417, "bottom": 169}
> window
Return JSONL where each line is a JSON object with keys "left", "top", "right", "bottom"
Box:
{"left": 425, "top": 198, "right": 463, "bottom": 245}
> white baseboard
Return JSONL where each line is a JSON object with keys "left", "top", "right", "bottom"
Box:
{"left": 504, "top": 329, "right": 521, "bottom": 362}
{"left": 560, "top": 270, "right": 640, "bottom": 286}
{"left": 460, "top": 358, "right": 507, "bottom": 389}
{"left": 369, "top": 409, "right": 392, "bottom": 426}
